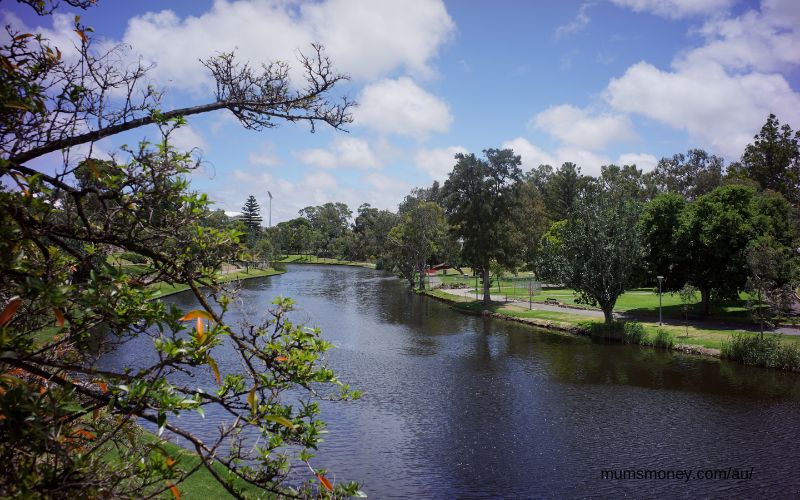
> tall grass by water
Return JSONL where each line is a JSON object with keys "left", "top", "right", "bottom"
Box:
{"left": 721, "top": 333, "right": 800, "bottom": 372}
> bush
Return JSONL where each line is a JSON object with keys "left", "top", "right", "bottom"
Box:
{"left": 721, "top": 333, "right": 800, "bottom": 371}
{"left": 652, "top": 329, "right": 675, "bottom": 349}
{"left": 118, "top": 251, "right": 147, "bottom": 264}
{"left": 623, "top": 322, "right": 646, "bottom": 345}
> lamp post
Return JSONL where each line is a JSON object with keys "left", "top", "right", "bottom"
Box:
{"left": 656, "top": 275, "right": 664, "bottom": 326}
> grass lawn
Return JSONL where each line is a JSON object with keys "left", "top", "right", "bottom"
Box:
{"left": 432, "top": 268, "right": 759, "bottom": 324}
{"left": 147, "top": 268, "right": 284, "bottom": 299}
{"left": 276, "top": 254, "right": 375, "bottom": 268}
{"left": 425, "top": 288, "right": 800, "bottom": 352}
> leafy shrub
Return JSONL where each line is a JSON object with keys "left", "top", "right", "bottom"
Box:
{"left": 722, "top": 333, "right": 779, "bottom": 366}
{"left": 623, "top": 322, "right": 646, "bottom": 345}
{"left": 652, "top": 329, "right": 675, "bottom": 349}
{"left": 721, "top": 333, "right": 800, "bottom": 371}
{"left": 118, "top": 251, "right": 147, "bottom": 264}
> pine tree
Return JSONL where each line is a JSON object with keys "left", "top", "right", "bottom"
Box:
{"left": 241, "top": 195, "right": 263, "bottom": 231}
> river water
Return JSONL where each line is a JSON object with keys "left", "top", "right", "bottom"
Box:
{"left": 101, "top": 264, "right": 800, "bottom": 498}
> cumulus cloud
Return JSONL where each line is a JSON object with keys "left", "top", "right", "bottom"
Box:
{"left": 113, "top": 0, "right": 454, "bottom": 92}
{"left": 501, "top": 137, "right": 611, "bottom": 176}
{"left": 603, "top": 0, "right": 800, "bottom": 159}
{"left": 606, "top": 61, "right": 800, "bottom": 158}
{"left": 617, "top": 152, "right": 658, "bottom": 171}
{"left": 610, "top": 0, "right": 735, "bottom": 18}
{"left": 295, "top": 137, "right": 381, "bottom": 170}
{"left": 224, "top": 168, "right": 409, "bottom": 221}
{"left": 354, "top": 77, "right": 453, "bottom": 138}
{"left": 531, "top": 104, "right": 636, "bottom": 150}
{"left": 169, "top": 125, "right": 208, "bottom": 152}
{"left": 681, "top": 0, "right": 800, "bottom": 73}
{"left": 414, "top": 145, "right": 468, "bottom": 182}
{"left": 248, "top": 142, "right": 282, "bottom": 167}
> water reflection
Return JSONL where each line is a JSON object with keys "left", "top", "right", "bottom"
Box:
{"left": 101, "top": 264, "right": 800, "bottom": 498}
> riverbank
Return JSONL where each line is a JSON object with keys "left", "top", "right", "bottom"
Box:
{"left": 147, "top": 267, "right": 284, "bottom": 299}
{"left": 275, "top": 254, "right": 375, "bottom": 268}
{"left": 423, "top": 288, "right": 800, "bottom": 366}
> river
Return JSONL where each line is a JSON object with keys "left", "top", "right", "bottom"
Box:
{"left": 100, "top": 264, "right": 800, "bottom": 498}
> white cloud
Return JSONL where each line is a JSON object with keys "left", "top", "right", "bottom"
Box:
{"left": 363, "top": 172, "right": 412, "bottom": 195}
{"left": 555, "top": 3, "right": 593, "bottom": 39}
{"left": 248, "top": 142, "right": 282, "bottom": 167}
{"left": 610, "top": 0, "right": 735, "bottom": 18}
{"left": 501, "top": 138, "right": 556, "bottom": 170}
{"left": 501, "top": 137, "right": 610, "bottom": 177}
{"left": 681, "top": 0, "right": 800, "bottom": 73}
{"left": 414, "top": 145, "right": 468, "bottom": 182}
{"left": 114, "top": 0, "right": 454, "bottom": 93}
{"left": 531, "top": 104, "right": 636, "bottom": 150}
{"left": 169, "top": 125, "right": 208, "bottom": 152}
{"left": 354, "top": 77, "right": 453, "bottom": 138}
{"left": 602, "top": 0, "right": 800, "bottom": 159}
{"left": 295, "top": 137, "right": 381, "bottom": 170}
{"left": 224, "top": 168, "right": 409, "bottom": 221}
{"left": 606, "top": 60, "right": 800, "bottom": 158}
{"left": 617, "top": 152, "right": 658, "bottom": 172}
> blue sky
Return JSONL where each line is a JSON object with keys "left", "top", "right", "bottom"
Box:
{"left": 4, "top": 0, "right": 799, "bottom": 222}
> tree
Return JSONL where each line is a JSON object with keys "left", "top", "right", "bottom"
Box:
{"left": 240, "top": 195, "right": 263, "bottom": 232}
{"left": 555, "top": 184, "right": 643, "bottom": 324}
{"left": 729, "top": 114, "right": 800, "bottom": 205}
{"left": 677, "top": 185, "right": 795, "bottom": 315}
{"left": 648, "top": 149, "right": 724, "bottom": 200}
{"left": 542, "top": 162, "right": 586, "bottom": 221}
{"left": 599, "top": 163, "right": 655, "bottom": 202}
{"left": 442, "top": 148, "right": 524, "bottom": 304}
{"left": 299, "top": 202, "right": 352, "bottom": 258}
{"left": 0, "top": 3, "right": 362, "bottom": 497}
{"left": 387, "top": 202, "right": 447, "bottom": 290}
{"left": 638, "top": 193, "right": 689, "bottom": 291}
{"left": 745, "top": 236, "right": 797, "bottom": 337}
{"left": 677, "top": 284, "right": 698, "bottom": 337}
{"left": 352, "top": 203, "right": 398, "bottom": 262}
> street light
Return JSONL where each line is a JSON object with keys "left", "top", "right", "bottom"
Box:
{"left": 656, "top": 275, "right": 664, "bottom": 326}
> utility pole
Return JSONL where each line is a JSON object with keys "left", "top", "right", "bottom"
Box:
{"left": 267, "top": 191, "right": 272, "bottom": 228}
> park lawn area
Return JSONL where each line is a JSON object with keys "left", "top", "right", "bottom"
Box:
{"left": 435, "top": 271, "right": 755, "bottom": 323}
{"left": 427, "top": 289, "right": 800, "bottom": 352}
{"left": 276, "top": 254, "right": 375, "bottom": 268}
{"left": 147, "top": 267, "right": 284, "bottom": 299}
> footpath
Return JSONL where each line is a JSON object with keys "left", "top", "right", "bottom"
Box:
{"left": 437, "top": 286, "right": 800, "bottom": 336}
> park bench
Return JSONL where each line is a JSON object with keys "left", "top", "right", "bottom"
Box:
{"left": 544, "top": 297, "right": 560, "bottom": 305}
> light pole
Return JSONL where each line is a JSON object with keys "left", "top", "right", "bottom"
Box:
{"left": 656, "top": 275, "right": 664, "bottom": 326}
{"left": 267, "top": 191, "right": 272, "bottom": 228}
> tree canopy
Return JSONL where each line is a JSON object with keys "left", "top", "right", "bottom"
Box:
{"left": 0, "top": 2, "right": 361, "bottom": 497}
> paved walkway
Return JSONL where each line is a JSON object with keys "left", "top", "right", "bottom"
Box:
{"left": 436, "top": 285, "right": 800, "bottom": 336}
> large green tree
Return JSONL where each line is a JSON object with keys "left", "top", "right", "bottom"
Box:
{"left": 729, "top": 114, "right": 800, "bottom": 205}
{"left": 647, "top": 149, "right": 724, "bottom": 200}
{"left": 442, "top": 148, "right": 523, "bottom": 304}
{"left": 0, "top": 2, "right": 361, "bottom": 497}
{"left": 638, "top": 192, "right": 689, "bottom": 291}
{"left": 240, "top": 195, "right": 263, "bottom": 232}
{"left": 550, "top": 184, "right": 643, "bottom": 324}
{"left": 387, "top": 201, "right": 447, "bottom": 289}
{"left": 299, "top": 202, "right": 352, "bottom": 258}
{"left": 677, "top": 184, "right": 795, "bottom": 315}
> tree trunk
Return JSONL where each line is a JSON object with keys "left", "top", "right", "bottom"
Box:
{"left": 602, "top": 306, "right": 614, "bottom": 324}
{"left": 482, "top": 267, "right": 491, "bottom": 305}
{"left": 417, "top": 261, "right": 426, "bottom": 290}
{"left": 700, "top": 287, "right": 710, "bottom": 316}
